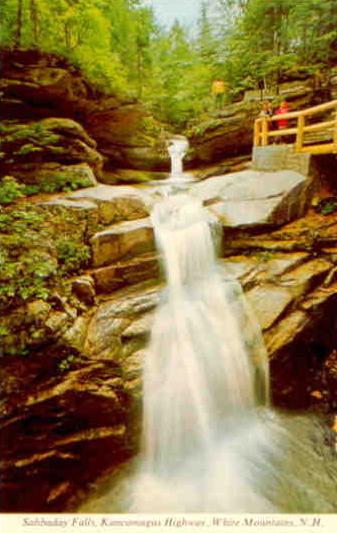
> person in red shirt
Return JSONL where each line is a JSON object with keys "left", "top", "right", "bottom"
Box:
{"left": 276, "top": 100, "right": 290, "bottom": 129}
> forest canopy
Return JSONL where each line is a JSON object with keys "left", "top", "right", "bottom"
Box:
{"left": 1, "top": 0, "right": 337, "bottom": 125}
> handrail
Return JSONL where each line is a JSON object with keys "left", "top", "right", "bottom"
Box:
{"left": 253, "top": 99, "right": 337, "bottom": 155}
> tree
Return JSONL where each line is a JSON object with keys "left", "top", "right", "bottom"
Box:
{"left": 29, "top": 0, "right": 39, "bottom": 44}
{"left": 15, "top": 0, "right": 24, "bottom": 45}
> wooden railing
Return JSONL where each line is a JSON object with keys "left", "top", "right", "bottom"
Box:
{"left": 254, "top": 99, "right": 337, "bottom": 155}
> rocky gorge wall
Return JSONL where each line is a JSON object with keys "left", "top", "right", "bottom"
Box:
{"left": 0, "top": 48, "right": 170, "bottom": 180}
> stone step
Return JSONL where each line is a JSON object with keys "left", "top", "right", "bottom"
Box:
{"left": 245, "top": 257, "right": 332, "bottom": 332}
{"left": 91, "top": 217, "right": 155, "bottom": 268}
{"left": 68, "top": 184, "right": 149, "bottom": 225}
{"left": 91, "top": 253, "right": 160, "bottom": 293}
{"left": 194, "top": 169, "right": 313, "bottom": 229}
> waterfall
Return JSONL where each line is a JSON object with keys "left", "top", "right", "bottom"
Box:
{"left": 168, "top": 137, "right": 189, "bottom": 180}
{"left": 130, "top": 193, "right": 276, "bottom": 512}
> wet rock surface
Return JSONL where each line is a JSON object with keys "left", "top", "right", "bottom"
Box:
{"left": 91, "top": 218, "right": 155, "bottom": 268}
{"left": 220, "top": 208, "right": 337, "bottom": 411}
{"left": 194, "top": 169, "right": 314, "bottom": 228}
{"left": 68, "top": 185, "right": 149, "bottom": 225}
{"left": 0, "top": 352, "right": 130, "bottom": 512}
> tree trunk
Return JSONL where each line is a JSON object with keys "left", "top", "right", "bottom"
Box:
{"left": 137, "top": 45, "right": 143, "bottom": 98}
{"left": 15, "top": 0, "right": 23, "bottom": 46}
{"left": 29, "top": 0, "right": 39, "bottom": 44}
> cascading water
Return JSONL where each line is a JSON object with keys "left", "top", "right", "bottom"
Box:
{"left": 80, "top": 191, "right": 337, "bottom": 515}
{"left": 129, "top": 194, "right": 274, "bottom": 512}
{"left": 165, "top": 137, "right": 194, "bottom": 186}
{"left": 168, "top": 137, "right": 188, "bottom": 178}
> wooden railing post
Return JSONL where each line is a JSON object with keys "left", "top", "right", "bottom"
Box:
{"left": 295, "top": 114, "right": 305, "bottom": 152}
{"left": 254, "top": 119, "right": 261, "bottom": 146}
{"left": 261, "top": 117, "right": 268, "bottom": 146}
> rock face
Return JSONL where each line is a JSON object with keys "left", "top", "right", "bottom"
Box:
{"left": 1, "top": 48, "right": 337, "bottom": 512}
{"left": 1, "top": 117, "right": 102, "bottom": 185}
{"left": 187, "top": 101, "right": 260, "bottom": 166}
{"left": 0, "top": 352, "right": 130, "bottom": 512}
{"left": 84, "top": 103, "right": 169, "bottom": 171}
{"left": 0, "top": 179, "right": 161, "bottom": 511}
{"left": 91, "top": 218, "right": 155, "bottom": 268}
{"left": 220, "top": 206, "right": 337, "bottom": 410}
{"left": 193, "top": 169, "right": 314, "bottom": 228}
{"left": 0, "top": 48, "right": 170, "bottom": 172}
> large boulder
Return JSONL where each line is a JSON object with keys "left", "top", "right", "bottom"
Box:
{"left": 193, "top": 169, "right": 314, "bottom": 228}
{"left": 11, "top": 162, "right": 98, "bottom": 189}
{"left": 92, "top": 254, "right": 159, "bottom": 294}
{"left": 0, "top": 49, "right": 91, "bottom": 118}
{"left": 0, "top": 117, "right": 103, "bottom": 184}
{"left": 219, "top": 205, "right": 337, "bottom": 410}
{"left": 83, "top": 104, "right": 170, "bottom": 171}
{"left": 186, "top": 101, "right": 260, "bottom": 166}
{"left": 1, "top": 197, "right": 337, "bottom": 513}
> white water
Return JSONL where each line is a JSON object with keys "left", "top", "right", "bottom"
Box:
{"left": 166, "top": 137, "right": 194, "bottom": 185}
{"left": 130, "top": 194, "right": 276, "bottom": 512}
{"left": 168, "top": 137, "right": 188, "bottom": 178}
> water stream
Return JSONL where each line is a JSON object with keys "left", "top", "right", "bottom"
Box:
{"left": 129, "top": 193, "right": 274, "bottom": 512}
{"left": 165, "top": 136, "right": 193, "bottom": 186}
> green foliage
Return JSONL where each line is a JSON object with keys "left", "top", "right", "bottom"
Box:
{"left": 2, "top": 122, "right": 60, "bottom": 145}
{"left": 56, "top": 238, "right": 91, "bottom": 274}
{"left": 15, "top": 143, "right": 43, "bottom": 156}
{"left": 0, "top": 171, "right": 92, "bottom": 205}
{"left": 1, "top": 0, "right": 336, "bottom": 124}
{"left": 220, "top": 0, "right": 337, "bottom": 93}
{"left": 21, "top": 185, "right": 40, "bottom": 196}
{"left": 0, "top": 247, "right": 55, "bottom": 304}
{"left": 34, "top": 172, "right": 93, "bottom": 194}
{"left": 316, "top": 197, "right": 337, "bottom": 215}
{"left": 0, "top": 176, "right": 24, "bottom": 205}
{"left": 58, "top": 354, "right": 78, "bottom": 373}
{"left": 257, "top": 251, "right": 274, "bottom": 262}
{"left": 0, "top": 325, "right": 10, "bottom": 337}
{"left": 0, "top": 205, "right": 92, "bottom": 310}
{"left": 0, "top": 0, "right": 156, "bottom": 95}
